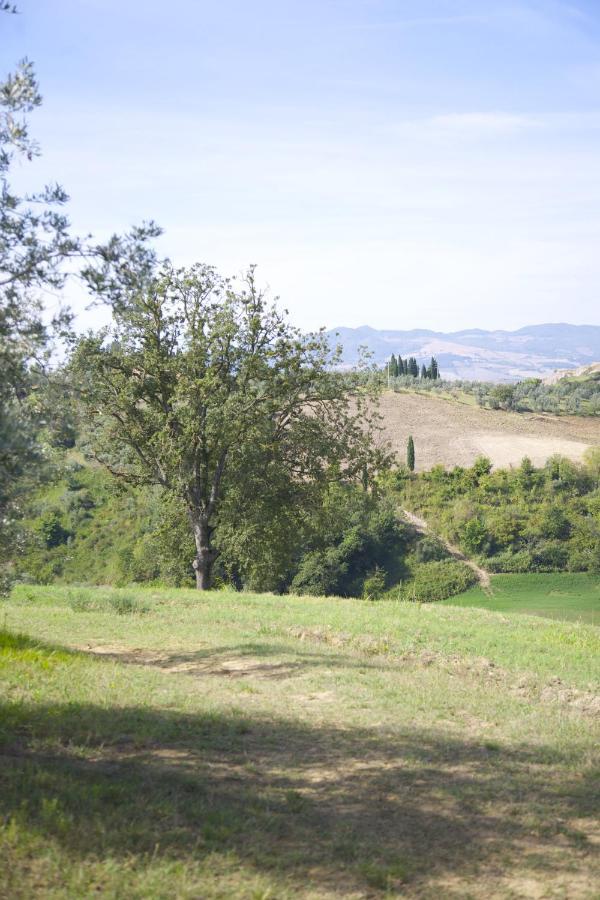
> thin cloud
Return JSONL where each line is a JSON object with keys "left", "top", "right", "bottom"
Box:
{"left": 390, "top": 112, "right": 542, "bottom": 141}
{"left": 354, "top": 14, "right": 497, "bottom": 31}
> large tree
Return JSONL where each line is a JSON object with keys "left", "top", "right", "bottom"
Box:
{"left": 73, "top": 263, "right": 385, "bottom": 589}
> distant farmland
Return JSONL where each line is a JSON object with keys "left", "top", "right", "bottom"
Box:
{"left": 378, "top": 391, "right": 600, "bottom": 471}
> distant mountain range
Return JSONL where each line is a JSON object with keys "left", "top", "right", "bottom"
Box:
{"left": 326, "top": 323, "right": 600, "bottom": 383}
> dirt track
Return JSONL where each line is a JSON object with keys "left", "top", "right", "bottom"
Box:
{"left": 378, "top": 391, "right": 600, "bottom": 471}
{"left": 400, "top": 507, "right": 492, "bottom": 590}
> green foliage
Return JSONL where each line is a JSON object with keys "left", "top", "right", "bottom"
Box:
{"left": 399, "top": 454, "right": 600, "bottom": 573}
{"left": 395, "top": 560, "right": 478, "bottom": 602}
{"left": 460, "top": 518, "right": 490, "bottom": 555}
{"left": 73, "top": 263, "right": 386, "bottom": 589}
{"left": 67, "top": 588, "right": 149, "bottom": 615}
{"left": 35, "top": 509, "right": 71, "bottom": 549}
{"left": 14, "top": 464, "right": 194, "bottom": 588}
{"left": 406, "top": 435, "right": 415, "bottom": 472}
{"left": 14, "top": 463, "right": 417, "bottom": 599}
{"left": 290, "top": 490, "right": 407, "bottom": 598}
{"left": 413, "top": 535, "right": 447, "bottom": 563}
{"left": 0, "top": 18, "right": 79, "bottom": 589}
{"left": 362, "top": 567, "right": 387, "bottom": 600}
{"left": 374, "top": 368, "right": 599, "bottom": 417}
{"left": 486, "top": 549, "right": 533, "bottom": 573}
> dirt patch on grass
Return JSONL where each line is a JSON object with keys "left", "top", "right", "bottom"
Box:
{"left": 88, "top": 631, "right": 599, "bottom": 721}
{"left": 82, "top": 643, "right": 302, "bottom": 679}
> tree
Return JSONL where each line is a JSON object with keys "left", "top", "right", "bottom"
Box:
{"left": 490, "top": 384, "right": 515, "bottom": 410}
{"left": 407, "top": 435, "right": 415, "bottom": 472}
{"left": 407, "top": 357, "right": 419, "bottom": 378}
{"left": 583, "top": 447, "right": 600, "bottom": 489}
{"left": 430, "top": 356, "right": 439, "bottom": 380}
{"left": 73, "top": 263, "right": 385, "bottom": 590}
{"left": 0, "top": 5, "right": 80, "bottom": 583}
{"left": 389, "top": 353, "right": 398, "bottom": 378}
{"left": 420, "top": 363, "right": 427, "bottom": 379}
{"left": 398, "top": 356, "right": 405, "bottom": 376}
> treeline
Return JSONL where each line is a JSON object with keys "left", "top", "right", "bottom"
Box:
{"left": 397, "top": 452, "right": 600, "bottom": 574}
{"left": 15, "top": 456, "right": 477, "bottom": 602}
{"left": 470, "top": 377, "right": 600, "bottom": 415}
{"left": 386, "top": 354, "right": 440, "bottom": 380}
{"left": 372, "top": 370, "right": 600, "bottom": 416}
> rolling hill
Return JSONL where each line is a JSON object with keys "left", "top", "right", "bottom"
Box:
{"left": 328, "top": 323, "right": 600, "bottom": 382}
{"left": 376, "top": 391, "right": 600, "bottom": 471}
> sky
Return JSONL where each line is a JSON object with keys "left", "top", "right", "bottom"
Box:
{"left": 3, "top": 0, "right": 600, "bottom": 332}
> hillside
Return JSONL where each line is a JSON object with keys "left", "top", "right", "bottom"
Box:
{"left": 329, "top": 323, "right": 600, "bottom": 382}
{"left": 543, "top": 361, "right": 600, "bottom": 385}
{"left": 378, "top": 390, "right": 600, "bottom": 470}
{"left": 1, "top": 584, "right": 599, "bottom": 899}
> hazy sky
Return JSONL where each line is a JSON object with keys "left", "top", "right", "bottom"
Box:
{"left": 4, "top": 1, "right": 600, "bottom": 331}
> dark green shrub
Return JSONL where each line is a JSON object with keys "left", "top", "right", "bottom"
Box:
{"left": 460, "top": 518, "right": 490, "bottom": 554}
{"left": 36, "top": 510, "right": 70, "bottom": 549}
{"left": 362, "top": 567, "right": 386, "bottom": 600}
{"left": 486, "top": 550, "right": 533, "bottom": 573}
{"left": 399, "top": 560, "right": 477, "bottom": 602}
{"left": 414, "top": 536, "right": 447, "bottom": 563}
{"left": 531, "top": 541, "right": 569, "bottom": 571}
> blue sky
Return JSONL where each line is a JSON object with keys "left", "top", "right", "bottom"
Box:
{"left": 4, "top": 0, "right": 600, "bottom": 331}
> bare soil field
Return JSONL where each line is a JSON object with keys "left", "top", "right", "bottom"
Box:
{"left": 379, "top": 391, "right": 600, "bottom": 470}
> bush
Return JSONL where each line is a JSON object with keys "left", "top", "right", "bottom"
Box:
{"left": 395, "top": 455, "right": 600, "bottom": 574}
{"left": 460, "top": 518, "right": 490, "bottom": 555}
{"left": 290, "top": 491, "right": 407, "bottom": 598}
{"left": 36, "top": 510, "right": 71, "bottom": 549}
{"left": 486, "top": 550, "right": 533, "bottom": 573}
{"left": 398, "top": 560, "right": 477, "bottom": 603}
{"left": 531, "top": 541, "right": 569, "bottom": 571}
{"left": 362, "top": 568, "right": 386, "bottom": 601}
{"left": 414, "top": 536, "right": 447, "bottom": 563}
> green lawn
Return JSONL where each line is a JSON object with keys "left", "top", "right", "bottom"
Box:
{"left": 441, "top": 573, "right": 600, "bottom": 625}
{"left": 1, "top": 583, "right": 599, "bottom": 898}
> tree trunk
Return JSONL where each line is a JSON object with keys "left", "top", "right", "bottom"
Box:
{"left": 189, "top": 513, "right": 214, "bottom": 590}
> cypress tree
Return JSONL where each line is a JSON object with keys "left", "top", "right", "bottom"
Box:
{"left": 408, "top": 357, "right": 418, "bottom": 378}
{"left": 407, "top": 435, "right": 415, "bottom": 472}
{"left": 420, "top": 363, "right": 427, "bottom": 379}
{"left": 430, "top": 356, "right": 439, "bottom": 380}
{"left": 390, "top": 353, "right": 398, "bottom": 378}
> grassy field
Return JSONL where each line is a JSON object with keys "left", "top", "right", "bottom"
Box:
{"left": 1, "top": 583, "right": 599, "bottom": 899}
{"left": 440, "top": 573, "right": 600, "bottom": 626}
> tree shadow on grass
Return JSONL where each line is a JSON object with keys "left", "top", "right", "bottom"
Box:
{"left": 1, "top": 687, "right": 599, "bottom": 897}
{"left": 2, "top": 629, "right": 599, "bottom": 894}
